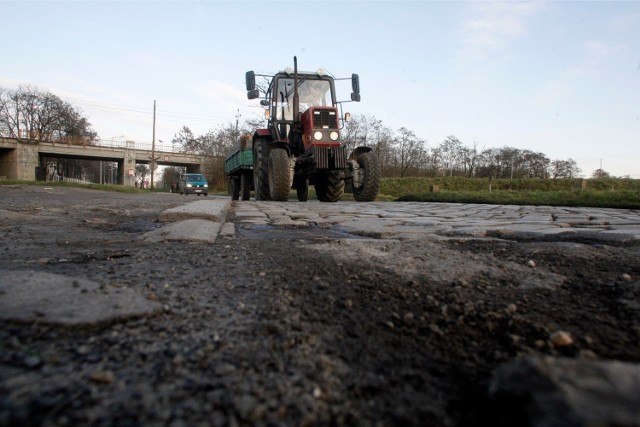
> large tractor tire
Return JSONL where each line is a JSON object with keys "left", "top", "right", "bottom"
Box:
{"left": 253, "top": 139, "right": 270, "bottom": 201}
{"left": 353, "top": 151, "right": 380, "bottom": 202}
{"left": 268, "top": 148, "right": 290, "bottom": 201}
{"left": 231, "top": 176, "right": 240, "bottom": 201}
{"left": 315, "top": 170, "right": 344, "bottom": 202}
{"left": 240, "top": 170, "right": 252, "bottom": 201}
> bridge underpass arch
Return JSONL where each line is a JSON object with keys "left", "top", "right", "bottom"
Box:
{"left": 38, "top": 153, "right": 127, "bottom": 185}
{"left": 0, "top": 137, "right": 213, "bottom": 186}
{"left": 0, "top": 147, "right": 16, "bottom": 180}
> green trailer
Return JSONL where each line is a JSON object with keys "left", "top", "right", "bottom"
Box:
{"left": 224, "top": 135, "right": 253, "bottom": 200}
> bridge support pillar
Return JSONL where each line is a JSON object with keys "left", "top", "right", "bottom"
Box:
{"left": 123, "top": 150, "right": 136, "bottom": 187}
{"left": 16, "top": 142, "right": 40, "bottom": 181}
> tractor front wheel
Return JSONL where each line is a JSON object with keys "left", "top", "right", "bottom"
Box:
{"left": 353, "top": 151, "right": 380, "bottom": 202}
{"left": 316, "top": 170, "right": 344, "bottom": 202}
{"left": 268, "top": 148, "right": 290, "bottom": 201}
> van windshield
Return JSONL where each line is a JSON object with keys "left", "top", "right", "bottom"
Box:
{"left": 186, "top": 175, "right": 206, "bottom": 182}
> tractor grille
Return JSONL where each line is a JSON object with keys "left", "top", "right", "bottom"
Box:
{"left": 313, "top": 109, "right": 338, "bottom": 128}
{"left": 314, "top": 145, "right": 347, "bottom": 170}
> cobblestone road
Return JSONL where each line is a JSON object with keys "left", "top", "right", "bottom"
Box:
{"left": 229, "top": 200, "right": 640, "bottom": 242}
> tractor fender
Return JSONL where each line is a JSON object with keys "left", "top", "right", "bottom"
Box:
{"left": 251, "top": 129, "right": 272, "bottom": 146}
{"left": 262, "top": 140, "right": 291, "bottom": 156}
{"left": 348, "top": 146, "right": 372, "bottom": 160}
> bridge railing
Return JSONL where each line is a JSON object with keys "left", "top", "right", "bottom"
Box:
{"left": 0, "top": 130, "right": 181, "bottom": 153}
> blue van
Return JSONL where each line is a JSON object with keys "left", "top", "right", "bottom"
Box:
{"left": 179, "top": 173, "right": 208, "bottom": 196}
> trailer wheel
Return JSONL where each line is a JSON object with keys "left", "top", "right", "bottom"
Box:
{"left": 353, "top": 151, "right": 380, "bottom": 202}
{"left": 231, "top": 176, "right": 240, "bottom": 201}
{"left": 240, "top": 170, "right": 252, "bottom": 201}
{"left": 296, "top": 178, "right": 308, "bottom": 202}
{"left": 254, "top": 139, "right": 270, "bottom": 201}
{"left": 268, "top": 148, "right": 290, "bottom": 201}
{"left": 316, "top": 170, "right": 344, "bottom": 202}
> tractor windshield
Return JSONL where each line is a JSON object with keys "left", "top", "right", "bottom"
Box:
{"left": 273, "top": 77, "right": 334, "bottom": 120}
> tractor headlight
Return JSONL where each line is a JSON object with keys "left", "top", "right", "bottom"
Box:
{"left": 330, "top": 131, "right": 339, "bottom": 141}
{"left": 314, "top": 131, "right": 323, "bottom": 141}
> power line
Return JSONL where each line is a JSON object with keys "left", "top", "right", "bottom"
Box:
{"left": 60, "top": 95, "right": 236, "bottom": 123}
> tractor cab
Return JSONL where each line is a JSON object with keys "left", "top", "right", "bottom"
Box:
{"left": 246, "top": 64, "right": 360, "bottom": 156}
{"left": 269, "top": 72, "right": 336, "bottom": 154}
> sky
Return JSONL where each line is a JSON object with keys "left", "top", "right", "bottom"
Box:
{"left": 1, "top": 0, "right": 639, "bottom": 178}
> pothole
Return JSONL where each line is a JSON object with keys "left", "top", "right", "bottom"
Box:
{"left": 236, "top": 224, "right": 363, "bottom": 241}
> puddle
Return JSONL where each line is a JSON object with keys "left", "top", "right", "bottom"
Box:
{"left": 119, "top": 220, "right": 162, "bottom": 233}
{"left": 236, "top": 224, "right": 363, "bottom": 241}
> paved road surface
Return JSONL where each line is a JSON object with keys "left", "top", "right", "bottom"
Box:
{"left": 1, "top": 186, "right": 639, "bottom": 427}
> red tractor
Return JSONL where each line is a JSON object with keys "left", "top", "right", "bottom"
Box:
{"left": 244, "top": 57, "right": 380, "bottom": 202}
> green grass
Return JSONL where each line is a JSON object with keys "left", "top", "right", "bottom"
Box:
{"left": 395, "top": 189, "right": 640, "bottom": 209}
{"left": 3, "top": 178, "right": 639, "bottom": 208}
{"left": 381, "top": 177, "right": 640, "bottom": 209}
{"left": 0, "top": 180, "right": 142, "bottom": 193}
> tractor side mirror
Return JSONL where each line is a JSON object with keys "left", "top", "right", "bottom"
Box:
{"left": 246, "top": 71, "right": 256, "bottom": 91}
{"left": 246, "top": 71, "right": 260, "bottom": 99}
{"left": 351, "top": 73, "right": 361, "bottom": 102}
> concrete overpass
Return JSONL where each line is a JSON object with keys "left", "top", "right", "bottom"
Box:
{"left": 0, "top": 137, "right": 214, "bottom": 187}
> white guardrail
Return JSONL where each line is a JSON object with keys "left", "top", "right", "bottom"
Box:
{"left": 0, "top": 131, "right": 178, "bottom": 153}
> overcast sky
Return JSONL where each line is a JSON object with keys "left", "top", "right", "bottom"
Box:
{"left": 1, "top": 0, "right": 639, "bottom": 178}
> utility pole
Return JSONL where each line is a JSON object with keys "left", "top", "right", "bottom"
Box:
{"left": 150, "top": 100, "right": 160, "bottom": 190}
{"left": 235, "top": 108, "right": 240, "bottom": 132}
{"left": 599, "top": 158, "right": 603, "bottom": 178}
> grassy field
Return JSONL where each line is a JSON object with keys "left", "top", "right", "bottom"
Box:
{"left": 380, "top": 177, "right": 640, "bottom": 209}
{"left": 0, "top": 180, "right": 142, "bottom": 194}
{"left": 2, "top": 178, "right": 639, "bottom": 209}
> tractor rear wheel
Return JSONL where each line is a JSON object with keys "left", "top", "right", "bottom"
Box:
{"left": 268, "top": 148, "right": 290, "bottom": 201}
{"left": 316, "top": 170, "right": 344, "bottom": 202}
{"left": 353, "top": 151, "right": 380, "bottom": 202}
{"left": 240, "top": 170, "right": 251, "bottom": 201}
{"left": 253, "top": 139, "right": 270, "bottom": 201}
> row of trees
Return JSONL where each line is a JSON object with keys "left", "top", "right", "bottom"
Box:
{"left": 171, "top": 114, "right": 583, "bottom": 183}
{"left": 0, "top": 85, "right": 104, "bottom": 182}
{"left": 341, "top": 114, "right": 582, "bottom": 179}
{"left": 0, "top": 85, "right": 97, "bottom": 142}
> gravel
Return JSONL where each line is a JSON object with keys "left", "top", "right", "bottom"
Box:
{"left": 1, "top": 185, "right": 639, "bottom": 426}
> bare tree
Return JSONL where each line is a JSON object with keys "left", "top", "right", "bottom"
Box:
{"left": 591, "top": 168, "right": 611, "bottom": 179}
{"left": 135, "top": 164, "right": 150, "bottom": 187}
{"left": 172, "top": 126, "right": 196, "bottom": 153}
{"left": 438, "top": 135, "right": 464, "bottom": 176}
{"left": 550, "top": 158, "right": 581, "bottom": 179}
{"left": 393, "top": 127, "right": 428, "bottom": 177}
{"left": 0, "top": 85, "right": 96, "bottom": 142}
{"left": 460, "top": 141, "right": 483, "bottom": 177}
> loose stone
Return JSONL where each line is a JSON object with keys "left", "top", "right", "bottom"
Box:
{"left": 550, "top": 330, "right": 573, "bottom": 347}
